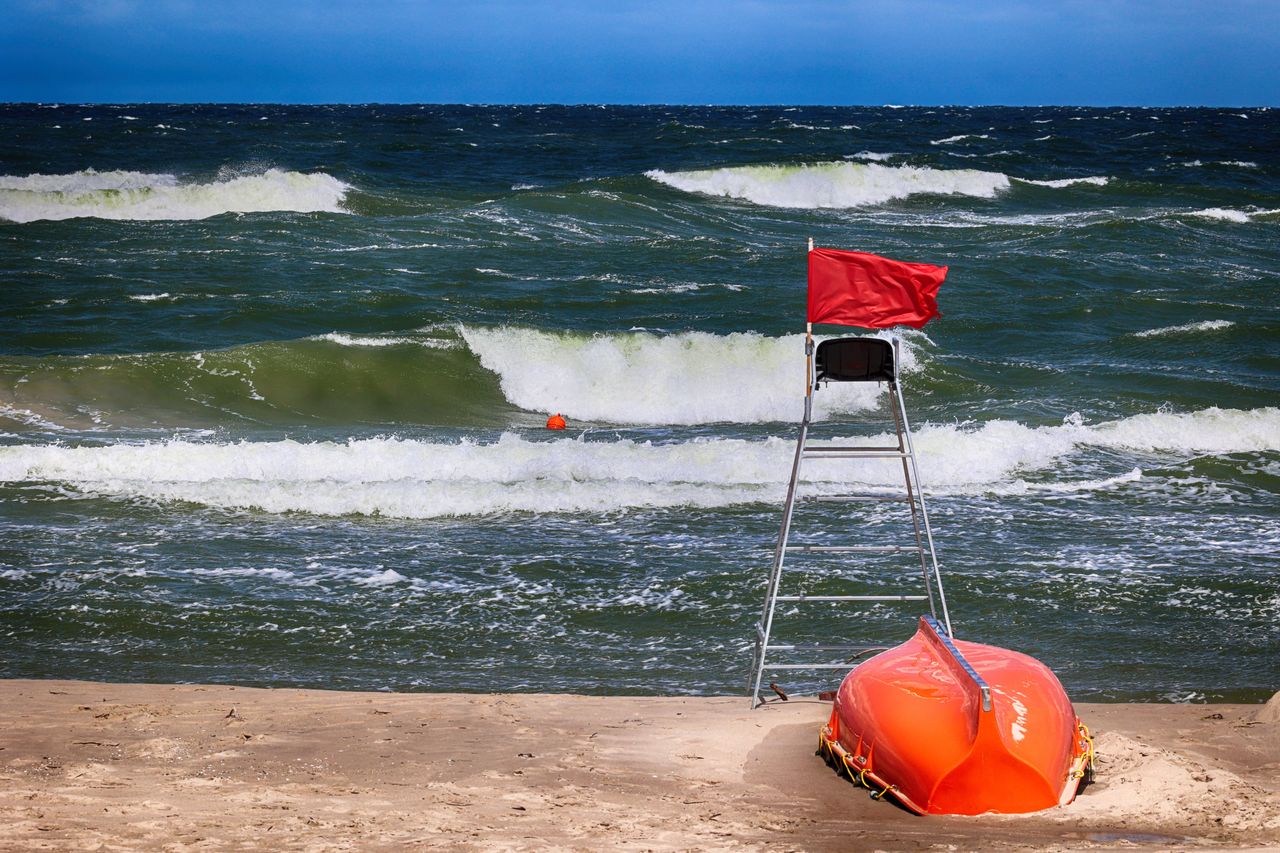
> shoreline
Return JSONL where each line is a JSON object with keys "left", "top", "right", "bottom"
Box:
{"left": 2, "top": 680, "right": 1278, "bottom": 850}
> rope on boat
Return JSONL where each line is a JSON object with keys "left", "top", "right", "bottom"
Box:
{"left": 818, "top": 729, "right": 896, "bottom": 802}
{"left": 1072, "top": 721, "right": 1096, "bottom": 781}
{"left": 821, "top": 719, "right": 1097, "bottom": 803}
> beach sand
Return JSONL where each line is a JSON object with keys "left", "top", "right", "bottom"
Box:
{"left": 1, "top": 681, "right": 1278, "bottom": 851}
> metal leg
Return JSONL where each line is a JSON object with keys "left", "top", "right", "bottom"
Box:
{"left": 890, "top": 383, "right": 938, "bottom": 623}
{"left": 892, "top": 379, "right": 953, "bottom": 637}
{"left": 750, "top": 411, "right": 809, "bottom": 707}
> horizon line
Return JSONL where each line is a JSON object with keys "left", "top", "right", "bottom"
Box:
{"left": 3, "top": 101, "right": 1274, "bottom": 110}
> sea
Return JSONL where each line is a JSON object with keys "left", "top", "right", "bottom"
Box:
{"left": 1, "top": 104, "right": 1277, "bottom": 703}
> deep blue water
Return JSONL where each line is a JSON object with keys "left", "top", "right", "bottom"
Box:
{"left": 1, "top": 104, "right": 1277, "bottom": 701}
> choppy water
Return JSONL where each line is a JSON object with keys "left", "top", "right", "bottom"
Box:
{"left": 2, "top": 104, "right": 1277, "bottom": 701}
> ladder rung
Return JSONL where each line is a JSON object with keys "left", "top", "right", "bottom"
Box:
{"left": 800, "top": 494, "right": 910, "bottom": 503}
{"left": 774, "top": 594, "right": 927, "bottom": 602}
{"left": 808, "top": 445, "right": 902, "bottom": 452}
{"left": 764, "top": 643, "right": 883, "bottom": 651}
{"left": 803, "top": 452, "right": 909, "bottom": 459}
{"left": 785, "top": 545, "right": 914, "bottom": 553}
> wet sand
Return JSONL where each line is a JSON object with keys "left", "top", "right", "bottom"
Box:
{"left": 2, "top": 680, "right": 1278, "bottom": 851}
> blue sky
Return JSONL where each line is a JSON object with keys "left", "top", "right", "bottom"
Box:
{"left": 4, "top": 0, "right": 1278, "bottom": 105}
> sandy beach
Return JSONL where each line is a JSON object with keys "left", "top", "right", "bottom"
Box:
{"left": 1, "top": 681, "right": 1277, "bottom": 851}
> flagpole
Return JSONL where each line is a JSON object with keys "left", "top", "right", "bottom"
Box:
{"left": 804, "top": 237, "right": 814, "bottom": 420}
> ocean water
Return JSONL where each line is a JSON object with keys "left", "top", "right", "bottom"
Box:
{"left": 1, "top": 104, "right": 1277, "bottom": 702}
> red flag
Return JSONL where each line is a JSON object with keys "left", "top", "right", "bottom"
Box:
{"left": 807, "top": 247, "right": 947, "bottom": 329}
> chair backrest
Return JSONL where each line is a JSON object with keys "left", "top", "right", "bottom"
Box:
{"left": 814, "top": 337, "right": 895, "bottom": 384}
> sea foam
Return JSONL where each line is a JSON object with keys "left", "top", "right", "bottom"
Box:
{"left": 1133, "top": 320, "right": 1234, "bottom": 338}
{"left": 645, "top": 162, "right": 1010, "bottom": 208}
{"left": 2, "top": 407, "right": 1274, "bottom": 518}
{"left": 0, "top": 168, "right": 350, "bottom": 222}
{"left": 460, "top": 326, "right": 924, "bottom": 424}
{"left": 1188, "top": 207, "right": 1280, "bottom": 224}
{"left": 1016, "top": 176, "right": 1111, "bottom": 188}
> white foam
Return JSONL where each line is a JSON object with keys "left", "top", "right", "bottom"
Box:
{"left": 0, "top": 405, "right": 68, "bottom": 431}
{"left": 846, "top": 151, "right": 896, "bottom": 161}
{"left": 1189, "top": 207, "right": 1280, "bottom": 223}
{"left": 2, "top": 407, "right": 1273, "bottom": 518}
{"left": 356, "top": 569, "right": 409, "bottom": 587}
{"left": 645, "top": 162, "right": 1009, "bottom": 209}
{"left": 0, "top": 168, "right": 350, "bottom": 222}
{"left": 460, "top": 326, "right": 923, "bottom": 424}
{"left": 1016, "top": 176, "right": 1111, "bottom": 188}
{"left": 128, "top": 293, "right": 172, "bottom": 302}
{"left": 1190, "top": 207, "right": 1246, "bottom": 222}
{"left": 0, "top": 169, "right": 176, "bottom": 192}
{"left": 312, "top": 330, "right": 460, "bottom": 349}
{"left": 313, "top": 332, "right": 417, "bottom": 347}
{"left": 1181, "top": 160, "right": 1257, "bottom": 169}
{"left": 1133, "top": 320, "right": 1235, "bottom": 338}
{"left": 1080, "top": 407, "right": 1280, "bottom": 454}
{"left": 930, "top": 134, "right": 991, "bottom": 145}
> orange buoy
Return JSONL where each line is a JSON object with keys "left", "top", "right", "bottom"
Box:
{"left": 546, "top": 413, "right": 566, "bottom": 430}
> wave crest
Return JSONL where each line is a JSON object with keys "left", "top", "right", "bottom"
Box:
{"left": 0, "top": 168, "right": 350, "bottom": 222}
{"left": 3, "top": 407, "right": 1274, "bottom": 518}
{"left": 0, "top": 327, "right": 922, "bottom": 430}
{"left": 1016, "top": 176, "right": 1111, "bottom": 188}
{"left": 461, "top": 326, "right": 924, "bottom": 424}
{"left": 1188, "top": 207, "right": 1280, "bottom": 224}
{"left": 1133, "top": 320, "right": 1234, "bottom": 338}
{"left": 645, "top": 162, "right": 1010, "bottom": 208}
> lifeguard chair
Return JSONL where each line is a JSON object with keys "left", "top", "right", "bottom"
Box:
{"left": 748, "top": 243, "right": 951, "bottom": 708}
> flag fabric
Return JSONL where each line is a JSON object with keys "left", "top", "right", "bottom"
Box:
{"left": 807, "top": 247, "right": 947, "bottom": 329}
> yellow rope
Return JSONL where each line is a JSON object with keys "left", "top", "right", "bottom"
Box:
{"left": 1072, "top": 722, "right": 1096, "bottom": 779}
{"left": 822, "top": 730, "right": 896, "bottom": 802}
{"left": 824, "top": 722, "right": 1091, "bottom": 807}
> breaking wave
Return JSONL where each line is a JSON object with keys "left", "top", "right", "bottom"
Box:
{"left": 1187, "top": 207, "right": 1280, "bottom": 224}
{"left": 645, "top": 162, "right": 1011, "bottom": 208}
{"left": 461, "top": 326, "right": 924, "bottom": 424}
{"left": 0, "top": 327, "right": 923, "bottom": 430}
{"left": 0, "top": 168, "right": 350, "bottom": 222}
{"left": 2, "top": 407, "right": 1274, "bottom": 518}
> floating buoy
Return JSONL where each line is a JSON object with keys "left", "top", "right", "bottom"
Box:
{"left": 546, "top": 413, "right": 566, "bottom": 430}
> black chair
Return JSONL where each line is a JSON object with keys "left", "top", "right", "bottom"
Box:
{"left": 814, "top": 337, "right": 896, "bottom": 385}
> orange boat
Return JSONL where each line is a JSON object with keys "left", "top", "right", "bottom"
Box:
{"left": 819, "top": 616, "right": 1093, "bottom": 815}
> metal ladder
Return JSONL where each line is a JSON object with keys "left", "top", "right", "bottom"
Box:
{"left": 748, "top": 336, "right": 952, "bottom": 708}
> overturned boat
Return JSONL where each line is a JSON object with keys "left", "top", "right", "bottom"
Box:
{"left": 749, "top": 245, "right": 1093, "bottom": 814}
{"left": 819, "top": 616, "right": 1092, "bottom": 814}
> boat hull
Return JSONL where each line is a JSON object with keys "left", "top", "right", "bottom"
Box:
{"left": 820, "top": 616, "right": 1091, "bottom": 815}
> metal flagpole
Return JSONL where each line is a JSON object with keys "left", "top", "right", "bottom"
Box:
{"left": 805, "top": 237, "right": 814, "bottom": 420}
